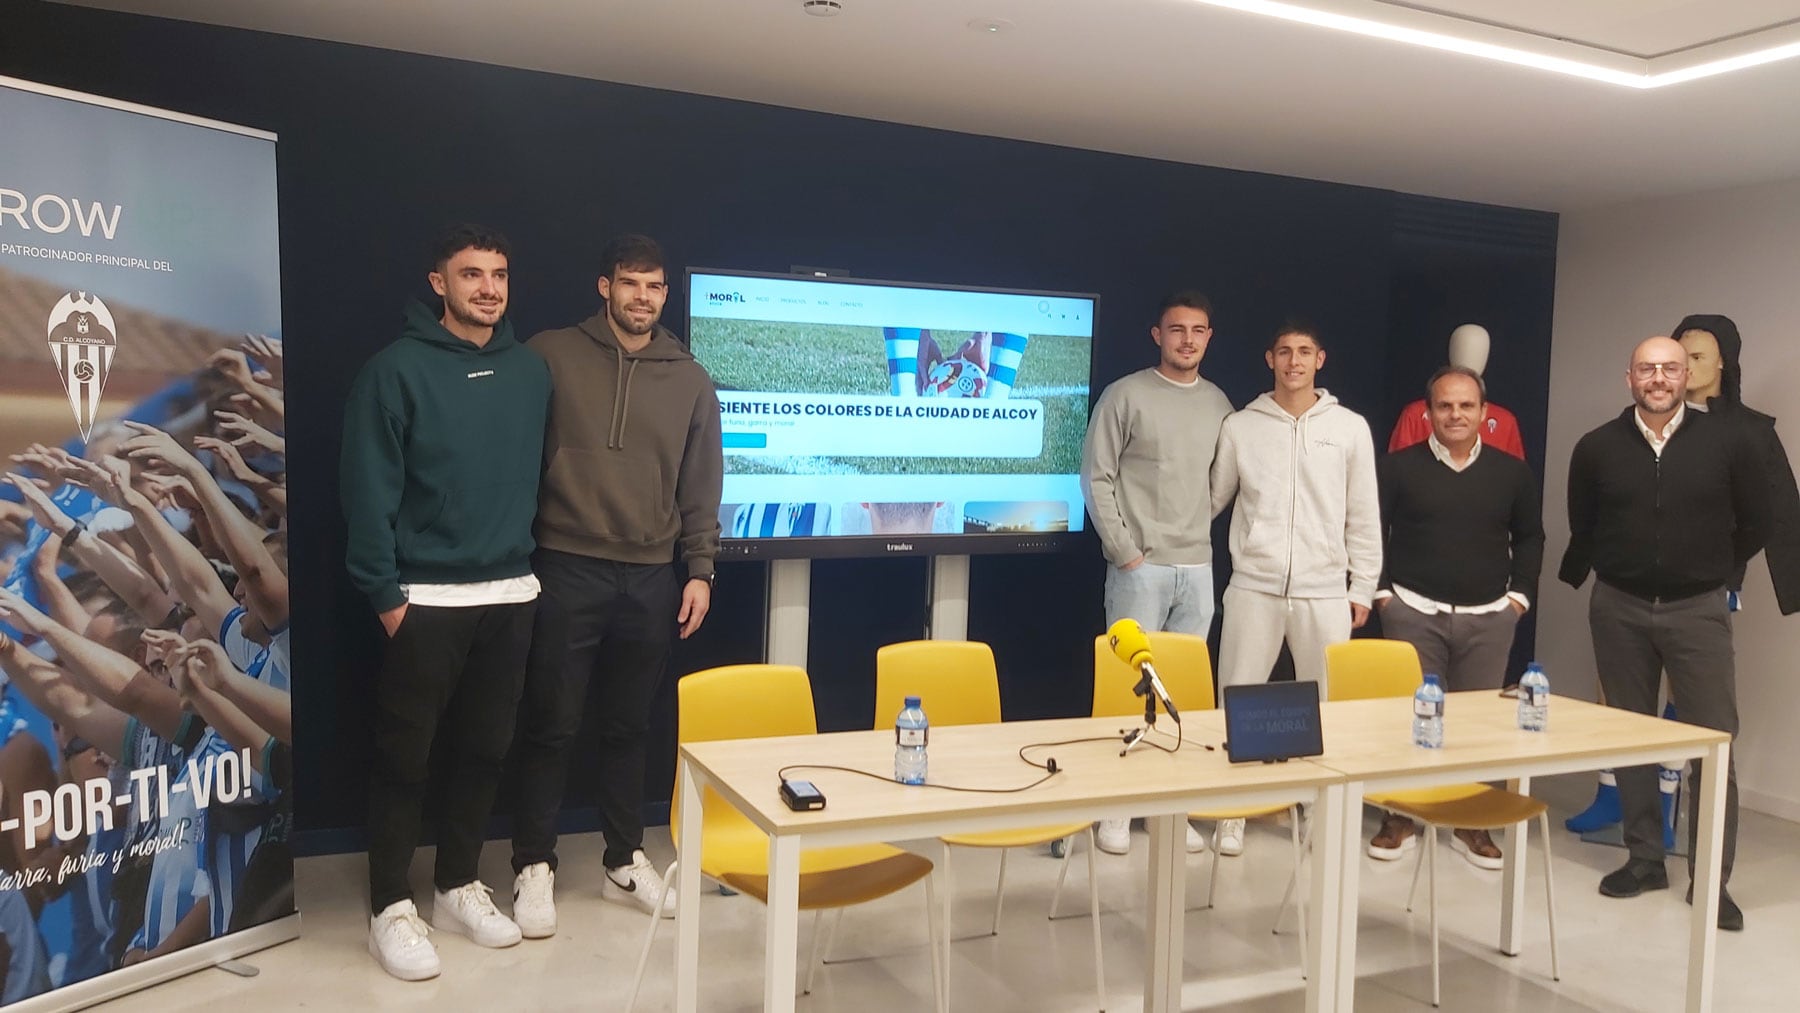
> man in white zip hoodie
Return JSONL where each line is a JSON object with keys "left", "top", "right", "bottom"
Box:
{"left": 1212, "top": 325, "right": 1382, "bottom": 837}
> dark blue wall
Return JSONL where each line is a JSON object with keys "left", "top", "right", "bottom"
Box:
{"left": 4, "top": 1, "right": 1556, "bottom": 854}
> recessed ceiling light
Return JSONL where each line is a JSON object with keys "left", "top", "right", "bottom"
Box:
{"left": 802, "top": 0, "right": 844, "bottom": 17}
{"left": 1183, "top": 0, "right": 1800, "bottom": 88}
{"left": 968, "top": 18, "right": 1014, "bottom": 36}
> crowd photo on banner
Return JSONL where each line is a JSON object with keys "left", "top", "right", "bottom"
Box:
{"left": 0, "top": 282, "right": 294, "bottom": 1001}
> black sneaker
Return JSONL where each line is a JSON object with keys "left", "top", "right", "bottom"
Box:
{"left": 1598, "top": 858, "right": 1669, "bottom": 898}
{"left": 1684, "top": 885, "right": 1745, "bottom": 931}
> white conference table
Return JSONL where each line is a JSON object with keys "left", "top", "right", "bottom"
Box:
{"left": 673, "top": 714, "right": 1347, "bottom": 1013}
{"left": 1306, "top": 692, "right": 1730, "bottom": 1013}
{"left": 672, "top": 695, "right": 1730, "bottom": 1013}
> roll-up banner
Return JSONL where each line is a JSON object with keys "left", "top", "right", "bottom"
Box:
{"left": 0, "top": 76, "right": 297, "bottom": 1010}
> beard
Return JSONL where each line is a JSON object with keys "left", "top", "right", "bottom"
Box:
{"left": 446, "top": 293, "right": 503, "bottom": 330}
{"left": 609, "top": 299, "right": 659, "bottom": 337}
{"left": 1632, "top": 384, "right": 1681, "bottom": 414}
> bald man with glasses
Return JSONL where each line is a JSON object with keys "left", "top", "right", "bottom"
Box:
{"left": 1559, "top": 336, "right": 1767, "bottom": 931}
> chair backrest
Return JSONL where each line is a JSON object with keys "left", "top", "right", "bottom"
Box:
{"left": 1323, "top": 639, "right": 1424, "bottom": 701}
{"left": 873, "top": 640, "right": 1001, "bottom": 728}
{"left": 1091, "top": 631, "right": 1217, "bottom": 717}
{"left": 673, "top": 664, "right": 816, "bottom": 836}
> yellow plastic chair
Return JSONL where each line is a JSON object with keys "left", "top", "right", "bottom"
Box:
{"left": 1322, "top": 639, "right": 1561, "bottom": 1008}
{"left": 627, "top": 664, "right": 944, "bottom": 1012}
{"left": 874, "top": 640, "right": 1105, "bottom": 1013}
{"left": 1087, "top": 632, "right": 1309, "bottom": 975}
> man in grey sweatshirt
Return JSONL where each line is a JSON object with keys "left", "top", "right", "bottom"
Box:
{"left": 1080, "top": 291, "right": 1233, "bottom": 855}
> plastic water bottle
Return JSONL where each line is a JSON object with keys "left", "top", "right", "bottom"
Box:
{"left": 894, "top": 696, "right": 929, "bottom": 785}
{"left": 1518, "top": 662, "right": 1549, "bottom": 731}
{"left": 1413, "top": 673, "right": 1445, "bottom": 749}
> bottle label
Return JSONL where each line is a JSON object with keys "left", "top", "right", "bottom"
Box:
{"left": 897, "top": 727, "right": 927, "bottom": 748}
{"left": 1528, "top": 685, "right": 1547, "bottom": 707}
{"left": 1413, "top": 698, "right": 1440, "bottom": 718}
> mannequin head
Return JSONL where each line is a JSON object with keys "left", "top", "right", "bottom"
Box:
{"left": 1447, "top": 324, "right": 1490, "bottom": 376}
{"left": 1678, "top": 329, "right": 1724, "bottom": 403}
{"left": 1671, "top": 313, "right": 1743, "bottom": 405}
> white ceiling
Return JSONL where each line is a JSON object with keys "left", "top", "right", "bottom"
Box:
{"left": 56, "top": 0, "right": 1800, "bottom": 211}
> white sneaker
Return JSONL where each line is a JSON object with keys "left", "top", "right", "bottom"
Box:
{"left": 369, "top": 899, "right": 440, "bottom": 981}
{"left": 604, "top": 850, "right": 675, "bottom": 918}
{"left": 433, "top": 881, "right": 523, "bottom": 948}
{"left": 513, "top": 863, "right": 556, "bottom": 939}
{"left": 1096, "top": 819, "right": 1131, "bottom": 855}
{"left": 1185, "top": 822, "right": 1208, "bottom": 853}
{"left": 1215, "top": 819, "right": 1246, "bottom": 857}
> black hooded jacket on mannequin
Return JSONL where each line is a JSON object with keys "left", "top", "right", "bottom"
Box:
{"left": 1672, "top": 313, "right": 1800, "bottom": 615}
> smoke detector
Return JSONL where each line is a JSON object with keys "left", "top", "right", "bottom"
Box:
{"left": 802, "top": 0, "right": 844, "bottom": 16}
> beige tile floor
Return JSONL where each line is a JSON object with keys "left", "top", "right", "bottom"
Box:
{"left": 91, "top": 774, "right": 1798, "bottom": 1011}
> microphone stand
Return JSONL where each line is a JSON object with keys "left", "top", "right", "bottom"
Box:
{"left": 1120, "top": 664, "right": 1175, "bottom": 756}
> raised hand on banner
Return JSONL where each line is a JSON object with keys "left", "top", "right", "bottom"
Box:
{"left": 135, "top": 471, "right": 198, "bottom": 513}
{"left": 209, "top": 348, "right": 261, "bottom": 390}
{"left": 4, "top": 444, "right": 65, "bottom": 490}
{"left": 213, "top": 410, "right": 284, "bottom": 455}
{"left": 120, "top": 421, "right": 203, "bottom": 477}
{"left": 140, "top": 628, "right": 187, "bottom": 665}
{"left": 3, "top": 472, "right": 78, "bottom": 537}
{"left": 239, "top": 334, "right": 284, "bottom": 388}
{"left": 0, "top": 585, "right": 51, "bottom": 634}
{"left": 56, "top": 455, "right": 132, "bottom": 508}
{"left": 227, "top": 390, "right": 285, "bottom": 429}
{"left": 0, "top": 500, "right": 29, "bottom": 542}
{"left": 193, "top": 436, "right": 263, "bottom": 487}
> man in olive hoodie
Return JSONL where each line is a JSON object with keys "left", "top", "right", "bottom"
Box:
{"left": 508, "top": 234, "right": 723, "bottom": 934}
{"left": 341, "top": 225, "right": 551, "bottom": 980}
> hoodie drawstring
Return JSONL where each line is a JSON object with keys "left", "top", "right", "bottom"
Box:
{"left": 617, "top": 359, "right": 639, "bottom": 449}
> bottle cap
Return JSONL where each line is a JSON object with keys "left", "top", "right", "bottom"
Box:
{"left": 904, "top": 695, "right": 921, "bottom": 708}
{"left": 1423, "top": 672, "right": 1441, "bottom": 684}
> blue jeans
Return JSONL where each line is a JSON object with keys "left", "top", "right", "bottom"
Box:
{"left": 1104, "top": 562, "right": 1216, "bottom": 637}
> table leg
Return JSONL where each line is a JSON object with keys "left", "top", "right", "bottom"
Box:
{"left": 1306, "top": 783, "right": 1346, "bottom": 1013}
{"left": 1686, "top": 741, "right": 1728, "bottom": 1013}
{"left": 764, "top": 834, "right": 802, "bottom": 1012}
{"left": 1333, "top": 781, "right": 1365, "bottom": 1012}
{"left": 675, "top": 760, "right": 705, "bottom": 1013}
{"left": 1144, "top": 813, "right": 1186, "bottom": 1013}
{"left": 1499, "top": 775, "right": 1531, "bottom": 956}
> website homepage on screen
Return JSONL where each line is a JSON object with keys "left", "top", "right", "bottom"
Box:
{"left": 689, "top": 272, "right": 1093, "bottom": 541}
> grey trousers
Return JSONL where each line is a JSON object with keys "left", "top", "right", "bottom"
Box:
{"left": 1588, "top": 580, "right": 1738, "bottom": 883}
{"left": 1378, "top": 596, "right": 1520, "bottom": 692}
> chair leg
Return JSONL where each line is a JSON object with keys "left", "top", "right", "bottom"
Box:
{"left": 1428, "top": 826, "right": 1440, "bottom": 1008}
{"left": 1290, "top": 807, "right": 1308, "bottom": 980}
{"left": 991, "top": 848, "right": 1009, "bottom": 936}
{"left": 1539, "top": 813, "right": 1561, "bottom": 982}
{"left": 625, "top": 859, "right": 676, "bottom": 1013}
{"left": 924, "top": 870, "right": 948, "bottom": 1013}
{"left": 804, "top": 909, "right": 825, "bottom": 995}
{"left": 820, "top": 907, "right": 845, "bottom": 964}
{"left": 1272, "top": 864, "right": 1299, "bottom": 935}
{"left": 1086, "top": 827, "right": 1105, "bottom": 1011}
{"left": 1202, "top": 833, "right": 1222, "bottom": 910}
{"left": 1049, "top": 834, "right": 1078, "bottom": 919}
{"left": 1406, "top": 827, "right": 1428, "bottom": 913}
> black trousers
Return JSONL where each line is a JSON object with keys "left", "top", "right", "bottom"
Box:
{"left": 510, "top": 550, "right": 680, "bottom": 871}
{"left": 1588, "top": 580, "right": 1739, "bottom": 884}
{"left": 367, "top": 601, "right": 533, "bottom": 914}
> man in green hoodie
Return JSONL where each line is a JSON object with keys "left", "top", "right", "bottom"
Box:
{"left": 341, "top": 225, "right": 551, "bottom": 980}
{"left": 508, "top": 234, "right": 723, "bottom": 934}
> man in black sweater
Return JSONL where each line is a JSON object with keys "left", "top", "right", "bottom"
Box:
{"left": 1371, "top": 366, "right": 1543, "bottom": 869}
{"left": 1560, "top": 336, "right": 1766, "bottom": 931}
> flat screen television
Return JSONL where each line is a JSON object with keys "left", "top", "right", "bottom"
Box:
{"left": 687, "top": 268, "right": 1098, "bottom": 560}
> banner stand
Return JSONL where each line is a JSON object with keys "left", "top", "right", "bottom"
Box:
{"left": 7, "top": 913, "right": 300, "bottom": 1013}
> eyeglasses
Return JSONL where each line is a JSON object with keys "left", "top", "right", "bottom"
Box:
{"left": 1632, "top": 362, "right": 1687, "bottom": 379}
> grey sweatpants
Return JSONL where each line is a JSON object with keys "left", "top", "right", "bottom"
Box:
{"left": 1217, "top": 584, "right": 1351, "bottom": 696}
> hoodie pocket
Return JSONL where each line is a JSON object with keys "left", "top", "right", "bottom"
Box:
{"left": 539, "top": 447, "right": 671, "bottom": 544}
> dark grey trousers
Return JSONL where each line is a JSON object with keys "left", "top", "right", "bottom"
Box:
{"left": 1588, "top": 580, "right": 1738, "bottom": 883}
{"left": 1378, "top": 596, "right": 1521, "bottom": 692}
